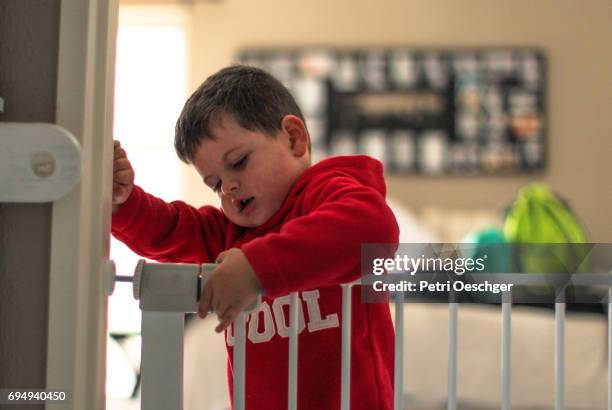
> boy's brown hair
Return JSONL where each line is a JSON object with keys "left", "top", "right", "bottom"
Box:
{"left": 175, "top": 64, "right": 306, "bottom": 163}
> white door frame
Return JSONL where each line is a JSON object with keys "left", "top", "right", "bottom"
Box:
{"left": 46, "top": 0, "right": 118, "bottom": 409}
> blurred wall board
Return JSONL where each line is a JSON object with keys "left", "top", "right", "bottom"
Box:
{"left": 238, "top": 49, "right": 546, "bottom": 175}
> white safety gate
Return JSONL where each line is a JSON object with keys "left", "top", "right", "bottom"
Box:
{"left": 109, "top": 262, "right": 612, "bottom": 410}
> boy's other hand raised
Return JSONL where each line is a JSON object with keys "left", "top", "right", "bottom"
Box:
{"left": 112, "top": 140, "right": 135, "bottom": 213}
{"left": 198, "top": 248, "right": 262, "bottom": 333}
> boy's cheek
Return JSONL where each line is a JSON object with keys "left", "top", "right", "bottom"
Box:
{"left": 219, "top": 201, "right": 232, "bottom": 215}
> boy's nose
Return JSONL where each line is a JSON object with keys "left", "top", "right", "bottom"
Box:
{"left": 221, "top": 180, "right": 239, "bottom": 196}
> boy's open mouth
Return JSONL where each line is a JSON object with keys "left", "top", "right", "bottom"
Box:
{"left": 236, "top": 197, "right": 254, "bottom": 213}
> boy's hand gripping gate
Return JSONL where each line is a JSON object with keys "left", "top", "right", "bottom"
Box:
{"left": 108, "top": 259, "right": 260, "bottom": 410}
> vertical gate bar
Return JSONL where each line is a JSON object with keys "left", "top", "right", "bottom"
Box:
{"left": 288, "top": 292, "right": 299, "bottom": 410}
{"left": 447, "top": 302, "right": 458, "bottom": 410}
{"left": 501, "top": 294, "right": 512, "bottom": 410}
{"left": 394, "top": 291, "right": 405, "bottom": 410}
{"left": 341, "top": 284, "right": 352, "bottom": 410}
{"left": 141, "top": 312, "right": 184, "bottom": 410}
{"left": 233, "top": 312, "right": 247, "bottom": 410}
{"left": 555, "top": 302, "right": 565, "bottom": 410}
{"left": 608, "top": 286, "right": 611, "bottom": 410}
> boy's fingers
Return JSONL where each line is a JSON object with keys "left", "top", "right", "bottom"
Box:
{"left": 113, "top": 184, "right": 131, "bottom": 196}
{"left": 113, "top": 185, "right": 132, "bottom": 204}
{"left": 113, "top": 148, "right": 127, "bottom": 161}
{"left": 215, "top": 251, "right": 228, "bottom": 264}
{"left": 113, "top": 158, "right": 132, "bottom": 172}
{"left": 113, "top": 169, "right": 134, "bottom": 184}
{"left": 216, "top": 302, "right": 233, "bottom": 320}
{"left": 113, "top": 153, "right": 127, "bottom": 163}
{"left": 198, "top": 282, "right": 213, "bottom": 319}
{"left": 215, "top": 320, "right": 230, "bottom": 333}
{"left": 112, "top": 183, "right": 127, "bottom": 196}
{"left": 215, "top": 307, "right": 240, "bottom": 333}
{"left": 113, "top": 140, "right": 121, "bottom": 148}
{"left": 213, "top": 297, "right": 225, "bottom": 317}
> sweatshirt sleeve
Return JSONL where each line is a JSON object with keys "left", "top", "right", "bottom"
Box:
{"left": 111, "top": 185, "right": 227, "bottom": 263}
{"left": 240, "top": 176, "right": 399, "bottom": 298}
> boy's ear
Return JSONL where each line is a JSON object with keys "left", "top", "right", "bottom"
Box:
{"left": 280, "top": 115, "right": 309, "bottom": 158}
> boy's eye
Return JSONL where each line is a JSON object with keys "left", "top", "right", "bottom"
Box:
{"left": 232, "top": 154, "right": 248, "bottom": 170}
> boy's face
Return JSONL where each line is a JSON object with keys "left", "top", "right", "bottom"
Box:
{"left": 192, "top": 113, "right": 309, "bottom": 228}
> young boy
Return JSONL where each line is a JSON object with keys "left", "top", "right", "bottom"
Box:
{"left": 112, "top": 65, "right": 399, "bottom": 409}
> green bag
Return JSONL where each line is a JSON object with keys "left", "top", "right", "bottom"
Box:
{"left": 504, "top": 183, "right": 591, "bottom": 274}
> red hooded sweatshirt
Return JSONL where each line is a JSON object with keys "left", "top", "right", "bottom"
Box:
{"left": 112, "top": 155, "right": 399, "bottom": 410}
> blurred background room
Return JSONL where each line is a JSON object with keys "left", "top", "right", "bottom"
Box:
{"left": 105, "top": 1, "right": 611, "bottom": 409}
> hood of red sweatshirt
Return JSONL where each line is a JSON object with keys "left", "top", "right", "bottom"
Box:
{"left": 293, "top": 154, "right": 387, "bottom": 198}
{"left": 230, "top": 155, "right": 387, "bottom": 243}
